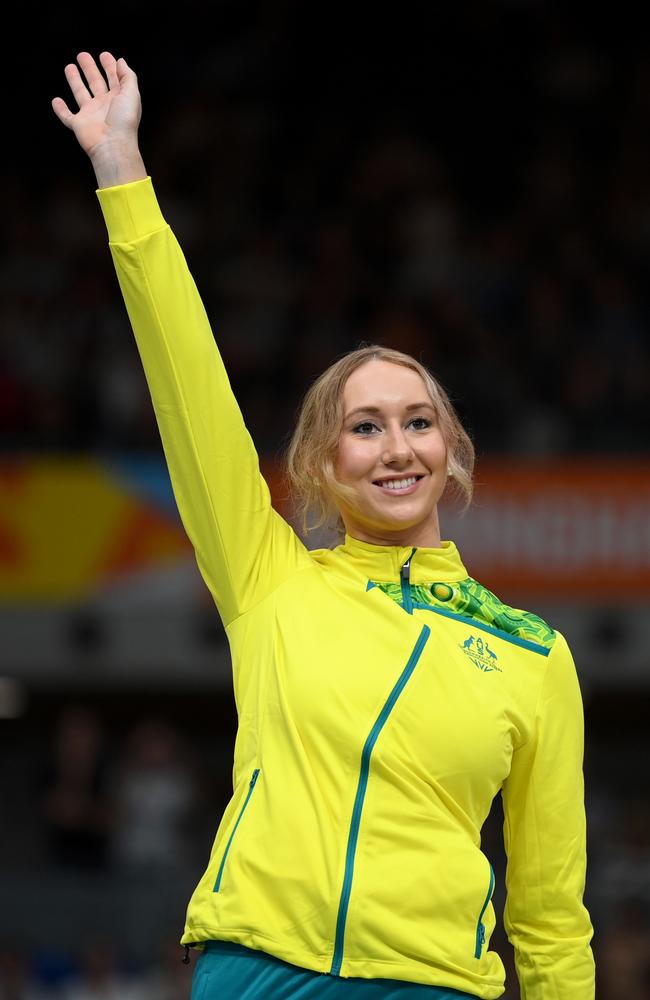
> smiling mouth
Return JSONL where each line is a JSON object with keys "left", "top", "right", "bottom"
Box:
{"left": 372, "top": 475, "right": 424, "bottom": 492}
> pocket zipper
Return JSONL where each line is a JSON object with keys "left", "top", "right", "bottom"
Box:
{"left": 214, "top": 768, "right": 260, "bottom": 892}
{"left": 474, "top": 862, "right": 495, "bottom": 959}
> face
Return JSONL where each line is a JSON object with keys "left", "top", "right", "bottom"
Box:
{"left": 334, "top": 360, "right": 448, "bottom": 547}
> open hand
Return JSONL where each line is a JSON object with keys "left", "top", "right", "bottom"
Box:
{"left": 52, "top": 51, "right": 146, "bottom": 185}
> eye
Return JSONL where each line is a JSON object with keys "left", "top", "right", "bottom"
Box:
{"left": 408, "top": 416, "right": 432, "bottom": 430}
{"left": 352, "top": 421, "right": 380, "bottom": 435}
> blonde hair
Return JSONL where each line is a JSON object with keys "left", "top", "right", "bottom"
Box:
{"left": 285, "top": 345, "right": 475, "bottom": 538}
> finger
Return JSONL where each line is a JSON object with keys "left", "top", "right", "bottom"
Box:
{"left": 76, "top": 50, "right": 109, "bottom": 97}
{"left": 51, "top": 96, "right": 74, "bottom": 127}
{"left": 98, "top": 51, "right": 119, "bottom": 91}
{"left": 64, "top": 62, "right": 92, "bottom": 108}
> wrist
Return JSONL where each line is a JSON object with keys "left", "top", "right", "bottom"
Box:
{"left": 90, "top": 142, "right": 147, "bottom": 189}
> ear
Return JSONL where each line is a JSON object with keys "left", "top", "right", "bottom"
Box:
{"left": 305, "top": 462, "right": 319, "bottom": 486}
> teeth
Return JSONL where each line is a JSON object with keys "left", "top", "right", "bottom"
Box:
{"left": 382, "top": 477, "right": 417, "bottom": 490}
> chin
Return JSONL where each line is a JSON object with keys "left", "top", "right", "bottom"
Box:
{"left": 365, "top": 509, "right": 427, "bottom": 533}
{"left": 373, "top": 502, "right": 431, "bottom": 523}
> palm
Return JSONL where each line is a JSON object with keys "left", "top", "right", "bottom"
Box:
{"left": 52, "top": 51, "right": 141, "bottom": 158}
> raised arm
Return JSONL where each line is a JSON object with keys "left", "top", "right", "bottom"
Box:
{"left": 52, "top": 52, "right": 309, "bottom": 626}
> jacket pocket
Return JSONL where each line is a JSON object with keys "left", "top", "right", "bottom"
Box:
{"left": 474, "top": 862, "right": 495, "bottom": 959}
{"left": 213, "top": 768, "right": 260, "bottom": 892}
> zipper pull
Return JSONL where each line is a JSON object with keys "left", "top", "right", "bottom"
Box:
{"left": 250, "top": 768, "right": 260, "bottom": 787}
{"left": 182, "top": 945, "right": 191, "bottom": 965}
{"left": 400, "top": 548, "right": 416, "bottom": 613}
{"left": 401, "top": 547, "right": 416, "bottom": 582}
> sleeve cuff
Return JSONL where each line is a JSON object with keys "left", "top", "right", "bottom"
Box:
{"left": 95, "top": 176, "right": 167, "bottom": 243}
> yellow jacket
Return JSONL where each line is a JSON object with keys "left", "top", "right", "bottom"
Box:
{"left": 96, "top": 177, "right": 595, "bottom": 1000}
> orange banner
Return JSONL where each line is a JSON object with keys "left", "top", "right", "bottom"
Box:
{"left": 442, "top": 459, "right": 650, "bottom": 598}
{"left": 1, "top": 457, "right": 648, "bottom": 603}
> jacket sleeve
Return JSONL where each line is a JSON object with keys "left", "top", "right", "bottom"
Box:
{"left": 96, "top": 177, "right": 308, "bottom": 627}
{"left": 501, "top": 630, "right": 595, "bottom": 1000}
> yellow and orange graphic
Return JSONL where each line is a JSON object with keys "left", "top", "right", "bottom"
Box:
{"left": 0, "top": 457, "right": 192, "bottom": 603}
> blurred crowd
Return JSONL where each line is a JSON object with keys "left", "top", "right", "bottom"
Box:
{"left": 1, "top": 704, "right": 218, "bottom": 1000}
{"left": 0, "top": 938, "right": 192, "bottom": 1000}
{"left": 38, "top": 708, "right": 203, "bottom": 875}
{"left": 2, "top": 5, "right": 650, "bottom": 460}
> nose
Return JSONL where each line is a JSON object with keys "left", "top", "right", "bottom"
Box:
{"left": 381, "top": 424, "right": 414, "bottom": 466}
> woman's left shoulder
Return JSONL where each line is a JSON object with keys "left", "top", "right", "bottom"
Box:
{"left": 457, "top": 574, "right": 558, "bottom": 653}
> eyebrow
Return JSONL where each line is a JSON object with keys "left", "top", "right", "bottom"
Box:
{"left": 345, "top": 402, "right": 436, "bottom": 419}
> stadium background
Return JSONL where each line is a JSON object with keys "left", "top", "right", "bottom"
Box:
{"left": 2, "top": 3, "right": 650, "bottom": 997}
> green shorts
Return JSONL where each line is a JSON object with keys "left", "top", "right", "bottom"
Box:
{"left": 190, "top": 940, "right": 480, "bottom": 999}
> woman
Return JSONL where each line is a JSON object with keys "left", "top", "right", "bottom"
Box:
{"left": 52, "top": 52, "right": 595, "bottom": 1000}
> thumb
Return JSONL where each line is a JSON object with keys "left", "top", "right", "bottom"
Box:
{"left": 116, "top": 56, "right": 136, "bottom": 81}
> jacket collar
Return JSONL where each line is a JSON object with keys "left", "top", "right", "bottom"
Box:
{"left": 334, "top": 534, "right": 468, "bottom": 584}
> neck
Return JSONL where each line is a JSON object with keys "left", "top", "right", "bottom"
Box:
{"left": 342, "top": 514, "right": 442, "bottom": 549}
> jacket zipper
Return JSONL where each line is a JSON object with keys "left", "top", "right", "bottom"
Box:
{"left": 214, "top": 768, "right": 260, "bottom": 892}
{"left": 330, "top": 624, "right": 431, "bottom": 976}
{"left": 474, "top": 862, "right": 495, "bottom": 958}
{"left": 400, "top": 547, "right": 417, "bottom": 614}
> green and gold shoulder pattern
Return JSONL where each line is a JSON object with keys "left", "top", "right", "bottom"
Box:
{"left": 371, "top": 576, "right": 556, "bottom": 650}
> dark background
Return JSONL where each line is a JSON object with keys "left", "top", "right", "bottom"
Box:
{"left": 2, "top": 3, "right": 650, "bottom": 998}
